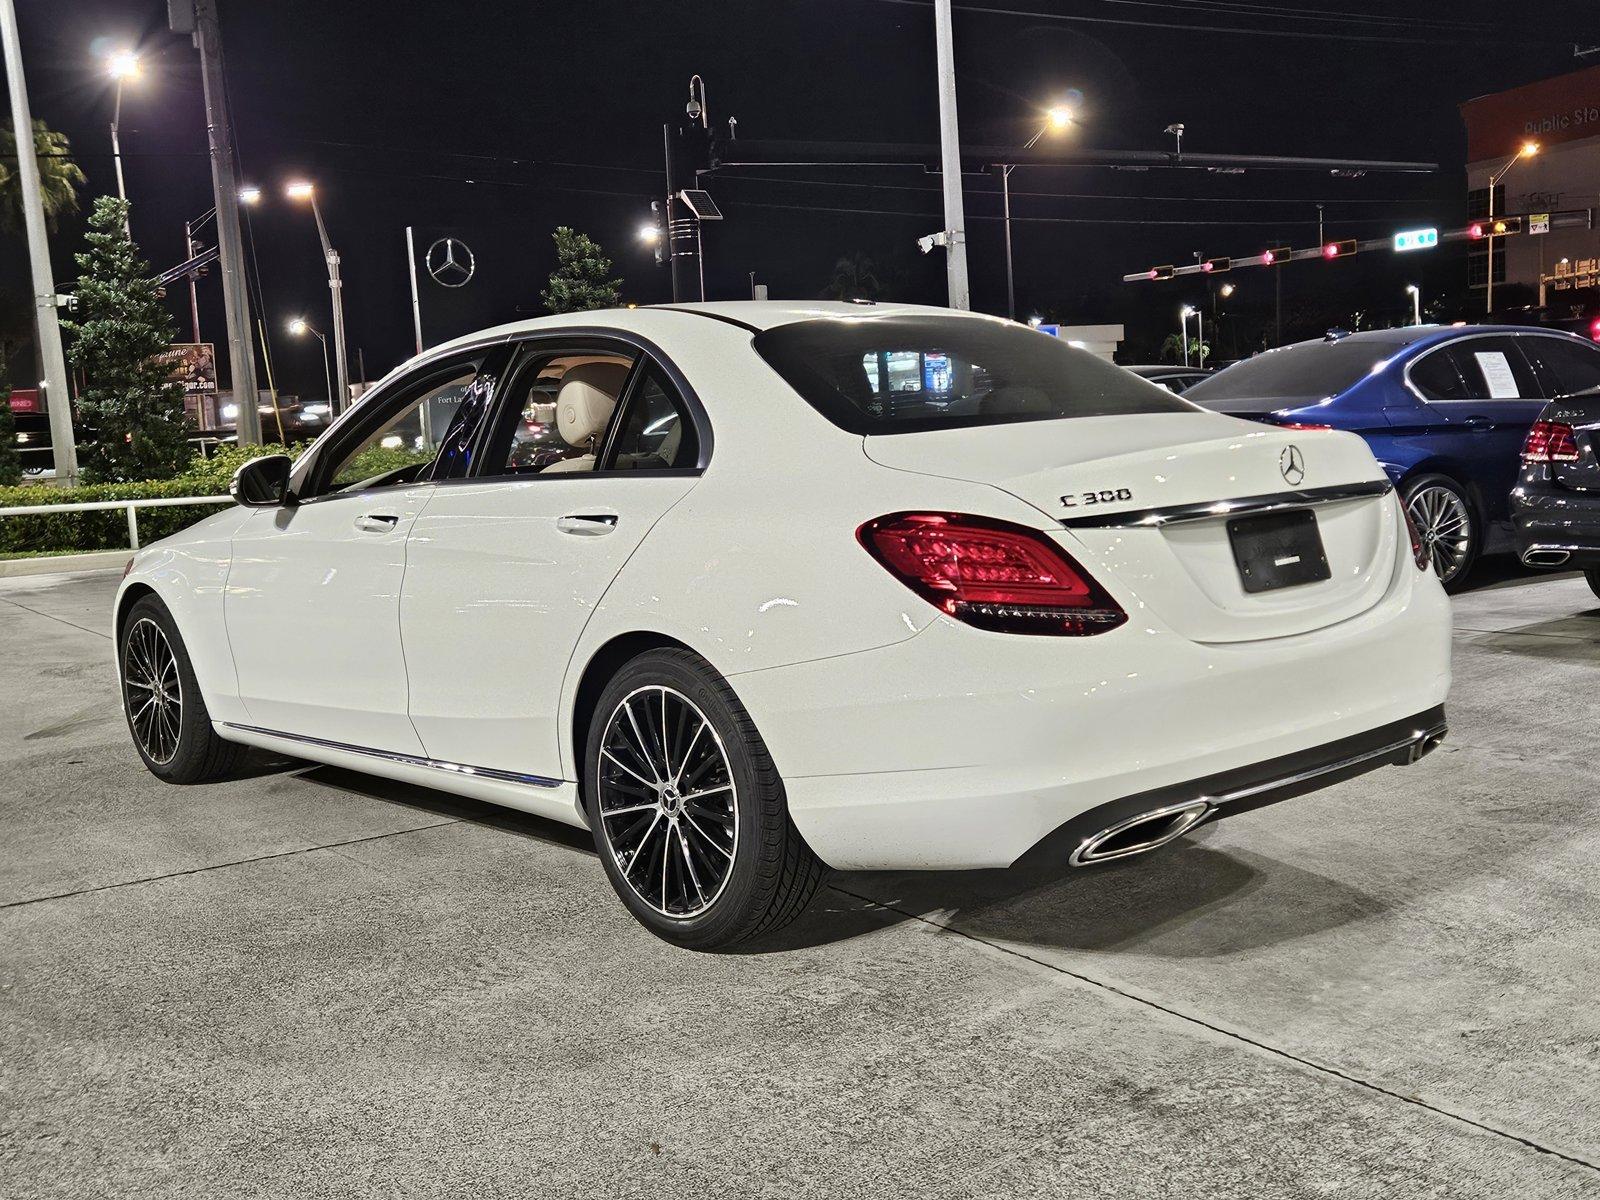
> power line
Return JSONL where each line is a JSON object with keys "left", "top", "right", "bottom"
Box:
{"left": 724, "top": 196, "right": 1429, "bottom": 226}
{"left": 1090, "top": 0, "right": 1500, "bottom": 33}
{"left": 865, "top": 0, "right": 1566, "bottom": 46}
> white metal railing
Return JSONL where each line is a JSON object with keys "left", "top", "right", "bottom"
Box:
{"left": 0, "top": 493, "right": 235, "bottom": 551}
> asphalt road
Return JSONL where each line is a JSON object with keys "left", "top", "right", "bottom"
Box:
{"left": 2, "top": 565, "right": 1598, "bottom": 1198}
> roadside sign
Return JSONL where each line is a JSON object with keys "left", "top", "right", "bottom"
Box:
{"left": 1393, "top": 227, "right": 1439, "bottom": 253}
{"left": 1529, "top": 213, "right": 1551, "bottom": 235}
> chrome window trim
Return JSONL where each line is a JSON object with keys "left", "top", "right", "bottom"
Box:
{"left": 1059, "top": 480, "right": 1392, "bottom": 529}
{"left": 221, "top": 722, "right": 563, "bottom": 789}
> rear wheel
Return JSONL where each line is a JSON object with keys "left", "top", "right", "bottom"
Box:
{"left": 119, "top": 595, "right": 244, "bottom": 783}
{"left": 1404, "top": 474, "right": 1478, "bottom": 593}
{"left": 584, "top": 648, "right": 826, "bottom": 950}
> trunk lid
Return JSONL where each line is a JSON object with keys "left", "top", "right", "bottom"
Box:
{"left": 864, "top": 412, "right": 1399, "bottom": 644}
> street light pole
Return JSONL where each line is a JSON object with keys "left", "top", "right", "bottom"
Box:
{"left": 1179, "top": 306, "right": 1193, "bottom": 367}
{"left": 105, "top": 50, "right": 138, "bottom": 239}
{"left": 932, "top": 0, "right": 970, "bottom": 311}
{"left": 290, "top": 319, "right": 333, "bottom": 408}
{"left": 1, "top": 0, "right": 77, "bottom": 483}
{"left": 1406, "top": 284, "right": 1422, "bottom": 326}
{"left": 1485, "top": 140, "right": 1538, "bottom": 316}
{"left": 1002, "top": 107, "right": 1073, "bottom": 321}
{"left": 288, "top": 184, "right": 350, "bottom": 414}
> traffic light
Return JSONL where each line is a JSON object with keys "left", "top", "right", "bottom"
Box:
{"left": 1262, "top": 247, "right": 1292, "bottom": 266}
{"left": 1490, "top": 216, "right": 1523, "bottom": 236}
{"left": 1200, "top": 257, "right": 1231, "bottom": 274}
{"left": 1468, "top": 222, "right": 1485, "bottom": 239}
{"left": 1322, "top": 239, "right": 1358, "bottom": 260}
{"left": 1147, "top": 264, "right": 1175, "bottom": 281}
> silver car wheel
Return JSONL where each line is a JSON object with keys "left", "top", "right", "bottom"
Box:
{"left": 595, "top": 685, "right": 738, "bottom": 920}
{"left": 1406, "top": 484, "right": 1472, "bottom": 583}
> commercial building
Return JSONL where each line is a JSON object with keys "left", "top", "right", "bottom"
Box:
{"left": 1462, "top": 64, "right": 1600, "bottom": 313}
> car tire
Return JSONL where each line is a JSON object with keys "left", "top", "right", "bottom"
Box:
{"left": 1403, "top": 474, "right": 1479, "bottom": 593}
{"left": 583, "top": 648, "right": 827, "bottom": 950}
{"left": 119, "top": 595, "right": 245, "bottom": 784}
{"left": 1587, "top": 568, "right": 1600, "bottom": 601}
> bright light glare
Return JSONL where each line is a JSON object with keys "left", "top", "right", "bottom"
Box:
{"left": 288, "top": 318, "right": 309, "bottom": 335}
{"left": 637, "top": 224, "right": 661, "bottom": 243}
{"left": 380, "top": 435, "right": 403, "bottom": 449}
{"left": 1219, "top": 283, "right": 1235, "bottom": 298}
{"left": 1045, "top": 105, "right": 1074, "bottom": 130}
{"left": 107, "top": 50, "right": 141, "bottom": 81}
{"left": 1521, "top": 141, "right": 1540, "bottom": 157}
{"left": 285, "top": 181, "right": 315, "bottom": 200}
{"left": 1180, "top": 305, "right": 1196, "bottom": 318}
{"left": 1405, "top": 284, "right": 1419, "bottom": 295}
{"left": 238, "top": 186, "right": 262, "bottom": 205}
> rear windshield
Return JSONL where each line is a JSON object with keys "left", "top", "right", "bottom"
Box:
{"left": 1184, "top": 339, "right": 1400, "bottom": 411}
{"left": 752, "top": 315, "right": 1192, "bottom": 435}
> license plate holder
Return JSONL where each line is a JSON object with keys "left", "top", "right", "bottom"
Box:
{"left": 1227, "top": 509, "right": 1331, "bottom": 594}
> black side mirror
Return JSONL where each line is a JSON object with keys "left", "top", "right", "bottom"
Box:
{"left": 230, "top": 454, "right": 294, "bottom": 507}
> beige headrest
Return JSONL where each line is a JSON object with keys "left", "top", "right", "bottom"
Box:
{"left": 556, "top": 361, "right": 630, "bottom": 448}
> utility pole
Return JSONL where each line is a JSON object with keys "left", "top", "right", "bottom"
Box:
{"left": 182, "top": 0, "right": 261, "bottom": 444}
{"left": 405, "top": 226, "right": 424, "bottom": 355}
{"left": 1, "top": 0, "right": 78, "bottom": 483}
{"left": 932, "top": 0, "right": 970, "bottom": 310}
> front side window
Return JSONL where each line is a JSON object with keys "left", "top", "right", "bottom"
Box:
{"left": 754, "top": 316, "right": 1190, "bottom": 435}
{"left": 605, "top": 366, "right": 699, "bottom": 470}
{"left": 320, "top": 362, "right": 491, "bottom": 494}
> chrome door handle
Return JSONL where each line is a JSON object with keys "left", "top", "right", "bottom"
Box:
{"left": 556, "top": 513, "right": 619, "bottom": 536}
{"left": 354, "top": 513, "right": 400, "bottom": 533}
{"left": 1462, "top": 416, "right": 1493, "bottom": 431}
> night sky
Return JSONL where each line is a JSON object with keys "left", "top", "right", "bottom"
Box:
{"left": 6, "top": 0, "right": 1599, "bottom": 399}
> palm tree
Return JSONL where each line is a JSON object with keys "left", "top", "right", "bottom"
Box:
{"left": 0, "top": 120, "right": 86, "bottom": 234}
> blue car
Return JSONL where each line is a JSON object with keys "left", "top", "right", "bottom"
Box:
{"left": 1184, "top": 325, "right": 1600, "bottom": 590}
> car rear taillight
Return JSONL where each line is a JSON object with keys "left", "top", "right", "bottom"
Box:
{"left": 1398, "top": 498, "right": 1429, "bottom": 572}
{"left": 857, "top": 513, "right": 1127, "bottom": 635}
{"left": 1521, "top": 420, "right": 1580, "bottom": 463}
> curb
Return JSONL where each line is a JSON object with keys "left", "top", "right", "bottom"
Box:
{"left": 0, "top": 550, "right": 131, "bottom": 579}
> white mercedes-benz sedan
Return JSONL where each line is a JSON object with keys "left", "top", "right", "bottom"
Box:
{"left": 115, "top": 301, "right": 1451, "bottom": 947}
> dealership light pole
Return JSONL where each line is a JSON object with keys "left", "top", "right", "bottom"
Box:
{"left": 1406, "top": 283, "right": 1422, "bottom": 326}
{"left": 1485, "top": 140, "right": 1538, "bottom": 315}
{"left": 932, "top": 0, "right": 970, "bottom": 310}
{"left": 286, "top": 181, "right": 350, "bottom": 413}
{"left": 289, "top": 318, "right": 334, "bottom": 408}
{"left": 1002, "top": 103, "right": 1073, "bottom": 321}
{"left": 2, "top": 0, "right": 77, "bottom": 482}
{"left": 106, "top": 48, "right": 139, "bottom": 238}
{"left": 1179, "top": 305, "right": 1195, "bottom": 367}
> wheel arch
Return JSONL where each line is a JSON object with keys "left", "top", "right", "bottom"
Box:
{"left": 568, "top": 630, "right": 700, "bottom": 804}
{"left": 114, "top": 581, "right": 160, "bottom": 646}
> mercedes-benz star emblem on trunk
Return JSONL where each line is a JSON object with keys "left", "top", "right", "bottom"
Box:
{"left": 1279, "top": 444, "right": 1306, "bottom": 486}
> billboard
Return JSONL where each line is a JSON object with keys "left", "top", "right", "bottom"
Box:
{"left": 160, "top": 342, "right": 219, "bottom": 428}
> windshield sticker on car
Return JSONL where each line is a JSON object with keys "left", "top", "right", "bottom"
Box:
{"left": 1474, "top": 351, "right": 1520, "bottom": 398}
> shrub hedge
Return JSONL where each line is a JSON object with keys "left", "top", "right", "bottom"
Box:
{"left": 0, "top": 444, "right": 303, "bottom": 555}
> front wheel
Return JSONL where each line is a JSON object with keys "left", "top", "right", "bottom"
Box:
{"left": 584, "top": 649, "right": 826, "bottom": 950}
{"left": 119, "top": 595, "right": 244, "bottom": 783}
{"left": 1404, "top": 474, "right": 1478, "bottom": 593}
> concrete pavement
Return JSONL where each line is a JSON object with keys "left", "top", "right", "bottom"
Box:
{"left": 2, "top": 566, "right": 1598, "bottom": 1197}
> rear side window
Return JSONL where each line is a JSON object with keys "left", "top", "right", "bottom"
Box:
{"left": 605, "top": 366, "right": 699, "bottom": 470}
{"left": 1445, "top": 337, "right": 1543, "bottom": 400}
{"left": 1185, "top": 340, "right": 1401, "bottom": 410}
{"left": 752, "top": 316, "right": 1190, "bottom": 435}
{"left": 1518, "top": 336, "right": 1600, "bottom": 399}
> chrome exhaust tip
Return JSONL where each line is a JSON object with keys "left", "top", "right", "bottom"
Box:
{"left": 1410, "top": 728, "right": 1447, "bottom": 763}
{"left": 1069, "top": 799, "right": 1213, "bottom": 867}
{"left": 1522, "top": 548, "right": 1571, "bottom": 567}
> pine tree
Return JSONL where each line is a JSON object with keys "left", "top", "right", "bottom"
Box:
{"left": 541, "top": 226, "right": 622, "bottom": 313}
{"left": 0, "top": 382, "right": 19, "bottom": 487}
{"left": 65, "top": 196, "right": 192, "bottom": 482}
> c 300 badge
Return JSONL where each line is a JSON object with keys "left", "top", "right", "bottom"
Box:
{"left": 1060, "top": 488, "right": 1133, "bottom": 508}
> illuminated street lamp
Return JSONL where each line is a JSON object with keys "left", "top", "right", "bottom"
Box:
{"left": 1003, "top": 100, "right": 1076, "bottom": 321}
{"left": 183, "top": 186, "right": 264, "bottom": 343}
{"left": 638, "top": 223, "right": 661, "bottom": 244}
{"left": 1179, "top": 304, "right": 1197, "bottom": 368}
{"left": 288, "top": 317, "right": 334, "bottom": 408}
{"left": 104, "top": 47, "right": 140, "bottom": 235}
{"left": 1485, "top": 140, "right": 1538, "bottom": 315}
{"left": 285, "top": 180, "right": 350, "bottom": 413}
{"left": 1405, "top": 283, "right": 1422, "bottom": 326}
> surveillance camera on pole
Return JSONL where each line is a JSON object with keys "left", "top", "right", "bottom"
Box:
{"left": 918, "top": 230, "right": 953, "bottom": 255}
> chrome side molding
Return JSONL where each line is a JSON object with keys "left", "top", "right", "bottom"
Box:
{"left": 1061, "top": 480, "right": 1393, "bottom": 529}
{"left": 220, "top": 722, "right": 564, "bottom": 789}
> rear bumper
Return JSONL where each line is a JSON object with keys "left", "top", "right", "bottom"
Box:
{"left": 731, "top": 564, "right": 1451, "bottom": 870}
{"left": 1511, "top": 485, "right": 1600, "bottom": 569}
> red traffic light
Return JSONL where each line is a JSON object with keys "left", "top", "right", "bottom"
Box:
{"left": 1323, "top": 239, "right": 1358, "bottom": 260}
{"left": 1590, "top": 316, "right": 1600, "bottom": 342}
{"left": 1200, "top": 257, "right": 1231, "bottom": 274}
{"left": 1468, "top": 222, "right": 1486, "bottom": 239}
{"left": 1262, "top": 246, "right": 1292, "bottom": 266}
{"left": 1147, "top": 264, "right": 1175, "bottom": 281}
